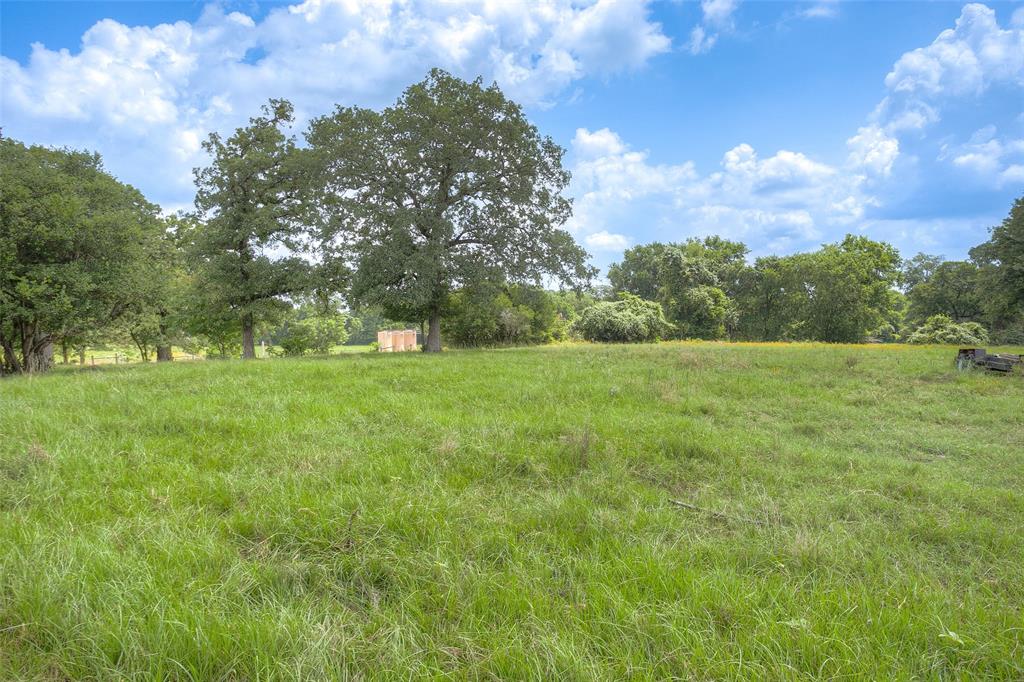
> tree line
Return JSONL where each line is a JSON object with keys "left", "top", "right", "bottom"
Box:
{"left": 596, "top": 200, "right": 1023, "bottom": 346}
{"left": 3, "top": 68, "right": 1022, "bottom": 375}
{"left": 1, "top": 70, "right": 591, "bottom": 373}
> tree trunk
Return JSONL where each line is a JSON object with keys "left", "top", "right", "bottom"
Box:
{"left": 61, "top": 340, "right": 70, "bottom": 365}
{"left": 24, "top": 339, "right": 53, "bottom": 373}
{"left": 19, "top": 327, "right": 53, "bottom": 374}
{"left": 1, "top": 336, "right": 21, "bottom": 374}
{"left": 241, "top": 313, "right": 256, "bottom": 359}
{"left": 42, "top": 341, "right": 53, "bottom": 367}
{"left": 425, "top": 311, "right": 442, "bottom": 352}
{"left": 156, "top": 313, "right": 172, "bottom": 362}
{"left": 78, "top": 347, "right": 86, "bottom": 365}
{"left": 132, "top": 334, "right": 150, "bottom": 362}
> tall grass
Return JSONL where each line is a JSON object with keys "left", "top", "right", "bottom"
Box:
{"left": 1, "top": 342, "right": 1022, "bottom": 679}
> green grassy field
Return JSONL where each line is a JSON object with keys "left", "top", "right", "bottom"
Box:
{"left": 1, "top": 342, "right": 1023, "bottom": 679}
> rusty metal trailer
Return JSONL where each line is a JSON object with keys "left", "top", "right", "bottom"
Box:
{"left": 956, "top": 348, "right": 1022, "bottom": 373}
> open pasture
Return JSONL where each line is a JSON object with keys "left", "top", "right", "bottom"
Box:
{"left": 1, "top": 342, "right": 1023, "bottom": 679}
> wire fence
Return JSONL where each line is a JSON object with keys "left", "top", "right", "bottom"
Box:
{"left": 66, "top": 352, "right": 202, "bottom": 366}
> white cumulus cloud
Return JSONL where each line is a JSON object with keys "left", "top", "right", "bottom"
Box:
{"left": 572, "top": 127, "right": 628, "bottom": 159}
{"left": 799, "top": 2, "right": 840, "bottom": 20}
{"left": 568, "top": 128, "right": 875, "bottom": 257}
{"left": 688, "top": 0, "right": 739, "bottom": 54}
{"left": 873, "top": 2, "right": 1023, "bottom": 140}
{"left": 884, "top": 3, "right": 1023, "bottom": 98}
{"left": 846, "top": 126, "right": 900, "bottom": 176}
{"left": 585, "top": 231, "right": 631, "bottom": 251}
{"left": 0, "top": 0, "right": 671, "bottom": 209}
{"left": 945, "top": 125, "right": 1024, "bottom": 186}
{"left": 861, "top": 4, "right": 1024, "bottom": 193}
{"left": 701, "top": 0, "right": 739, "bottom": 28}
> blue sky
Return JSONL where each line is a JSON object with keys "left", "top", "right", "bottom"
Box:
{"left": 2, "top": 1, "right": 1022, "bottom": 272}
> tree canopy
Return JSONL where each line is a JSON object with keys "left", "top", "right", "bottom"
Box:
{"left": 189, "top": 99, "right": 315, "bottom": 359}
{"left": 970, "top": 196, "right": 1024, "bottom": 337}
{"left": 306, "top": 69, "right": 593, "bottom": 351}
{"left": 1, "top": 138, "right": 163, "bottom": 373}
{"left": 3, "top": 70, "right": 1023, "bottom": 374}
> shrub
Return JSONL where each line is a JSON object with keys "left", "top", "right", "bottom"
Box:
{"left": 573, "top": 294, "right": 672, "bottom": 343}
{"left": 869, "top": 323, "right": 900, "bottom": 343}
{"left": 906, "top": 314, "right": 989, "bottom": 345}
{"left": 274, "top": 321, "right": 316, "bottom": 356}
{"left": 444, "top": 284, "right": 566, "bottom": 347}
{"left": 270, "top": 302, "right": 351, "bottom": 356}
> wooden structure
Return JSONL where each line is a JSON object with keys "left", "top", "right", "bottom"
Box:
{"left": 377, "top": 329, "right": 419, "bottom": 352}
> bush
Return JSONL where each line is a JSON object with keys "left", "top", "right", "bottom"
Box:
{"left": 204, "top": 340, "right": 241, "bottom": 359}
{"left": 906, "top": 314, "right": 989, "bottom": 345}
{"left": 572, "top": 294, "right": 672, "bottom": 343}
{"left": 274, "top": 321, "right": 316, "bottom": 356}
{"left": 270, "top": 301, "right": 351, "bottom": 356}
{"left": 869, "top": 323, "right": 900, "bottom": 343}
{"left": 444, "top": 284, "right": 566, "bottom": 347}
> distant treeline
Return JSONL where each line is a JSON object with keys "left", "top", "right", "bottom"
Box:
{"left": 2, "top": 69, "right": 1022, "bottom": 374}
{"left": 594, "top": 211, "right": 1023, "bottom": 346}
{"left": 409, "top": 199, "right": 1022, "bottom": 349}
{"left": 2, "top": 70, "right": 592, "bottom": 373}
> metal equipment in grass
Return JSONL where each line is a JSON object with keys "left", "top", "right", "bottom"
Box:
{"left": 956, "top": 348, "right": 1022, "bottom": 373}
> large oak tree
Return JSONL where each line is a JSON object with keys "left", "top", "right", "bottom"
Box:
{"left": 0, "top": 138, "right": 162, "bottom": 373}
{"left": 307, "top": 69, "right": 593, "bottom": 352}
{"left": 190, "top": 100, "right": 313, "bottom": 360}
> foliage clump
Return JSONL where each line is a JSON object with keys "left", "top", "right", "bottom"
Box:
{"left": 443, "top": 285, "right": 577, "bottom": 347}
{"left": 270, "top": 299, "right": 352, "bottom": 356}
{"left": 611, "top": 237, "right": 745, "bottom": 340}
{"left": 906, "top": 314, "right": 989, "bottom": 345}
{"left": 573, "top": 294, "right": 672, "bottom": 343}
{"left": 0, "top": 138, "right": 165, "bottom": 373}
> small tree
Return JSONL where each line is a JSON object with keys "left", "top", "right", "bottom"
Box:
{"left": 733, "top": 255, "right": 801, "bottom": 341}
{"left": 906, "top": 260, "right": 982, "bottom": 323}
{"left": 658, "top": 248, "right": 733, "bottom": 340}
{"left": 112, "top": 216, "right": 192, "bottom": 362}
{"left": 901, "top": 253, "right": 945, "bottom": 293}
{"left": 608, "top": 243, "right": 673, "bottom": 301}
{"left": 789, "top": 236, "right": 902, "bottom": 343}
{"left": 191, "top": 100, "right": 313, "bottom": 360}
{"left": 307, "top": 69, "right": 593, "bottom": 352}
{"left": 272, "top": 297, "right": 351, "bottom": 356}
{"left": 573, "top": 294, "right": 672, "bottom": 343}
{"left": 444, "top": 283, "right": 564, "bottom": 347}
